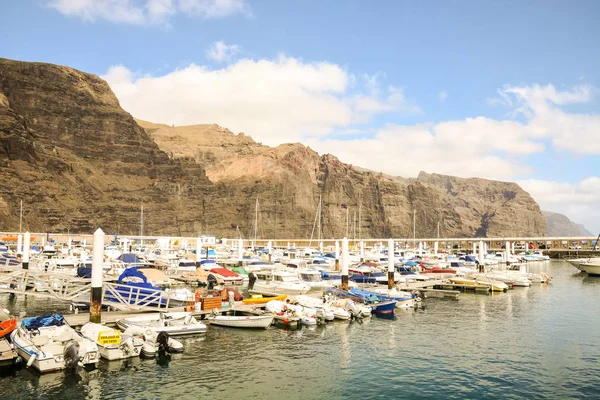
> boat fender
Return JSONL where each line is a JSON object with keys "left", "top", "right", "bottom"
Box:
{"left": 26, "top": 353, "right": 37, "bottom": 368}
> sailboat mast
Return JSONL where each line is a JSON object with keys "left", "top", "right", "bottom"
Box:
{"left": 19, "top": 199, "right": 23, "bottom": 233}
{"left": 254, "top": 198, "right": 259, "bottom": 242}
{"left": 139, "top": 203, "right": 144, "bottom": 246}
{"left": 345, "top": 207, "right": 349, "bottom": 238}
{"left": 358, "top": 203, "right": 362, "bottom": 241}
{"left": 353, "top": 212, "right": 356, "bottom": 243}
{"left": 413, "top": 209, "right": 416, "bottom": 249}
{"left": 317, "top": 195, "right": 322, "bottom": 242}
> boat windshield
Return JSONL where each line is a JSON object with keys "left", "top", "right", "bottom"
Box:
{"left": 300, "top": 273, "right": 320, "bottom": 282}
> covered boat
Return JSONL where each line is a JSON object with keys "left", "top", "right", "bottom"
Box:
{"left": 11, "top": 314, "right": 99, "bottom": 373}
{"left": 80, "top": 322, "right": 143, "bottom": 361}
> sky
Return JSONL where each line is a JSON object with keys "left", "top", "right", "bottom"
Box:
{"left": 2, "top": 0, "right": 600, "bottom": 234}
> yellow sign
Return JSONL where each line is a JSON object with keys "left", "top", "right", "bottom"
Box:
{"left": 98, "top": 330, "right": 121, "bottom": 345}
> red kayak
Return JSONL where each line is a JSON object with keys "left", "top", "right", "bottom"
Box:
{"left": 0, "top": 318, "right": 16, "bottom": 338}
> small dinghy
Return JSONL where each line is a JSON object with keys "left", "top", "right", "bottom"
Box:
{"left": 207, "top": 312, "right": 274, "bottom": 329}
{"left": 11, "top": 314, "right": 99, "bottom": 373}
{"left": 265, "top": 300, "right": 317, "bottom": 326}
{"left": 122, "top": 326, "right": 183, "bottom": 357}
{"left": 81, "top": 322, "right": 144, "bottom": 361}
{"left": 296, "top": 295, "right": 351, "bottom": 320}
{"left": 116, "top": 312, "right": 207, "bottom": 336}
{"left": 0, "top": 309, "right": 18, "bottom": 369}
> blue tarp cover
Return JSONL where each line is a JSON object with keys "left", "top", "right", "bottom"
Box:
{"left": 77, "top": 266, "right": 92, "bottom": 278}
{"left": 200, "top": 259, "right": 216, "bottom": 265}
{"left": 118, "top": 267, "right": 148, "bottom": 284}
{"left": 21, "top": 314, "right": 65, "bottom": 330}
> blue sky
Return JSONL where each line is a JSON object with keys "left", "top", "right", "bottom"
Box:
{"left": 1, "top": 0, "right": 599, "bottom": 233}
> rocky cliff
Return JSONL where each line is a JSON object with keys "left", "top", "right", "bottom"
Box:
{"left": 0, "top": 58, "right": 548, "bottom": 238}
{"left": 543, "top": 211, "right": 593, "bottom": 237}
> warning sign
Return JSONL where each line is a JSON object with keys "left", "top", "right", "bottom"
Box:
{"left": 98, "top": 330, "right": 121, "bottom": 345}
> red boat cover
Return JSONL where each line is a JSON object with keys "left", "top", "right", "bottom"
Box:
{"left": 210, "top": 267, "right": 240, "bottom": 278}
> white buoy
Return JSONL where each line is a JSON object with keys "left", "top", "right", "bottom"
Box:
{"left": 17, "top": 234, "right": 22, "bottom": 255}
{"left": 91, "top": 228, "right": 105, "bottom": 323}
{"left": 23, "top": 232, "right": 31, "bottom": 269}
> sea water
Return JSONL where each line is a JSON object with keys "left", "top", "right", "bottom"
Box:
{"left": 0, "top": 260, "right": 598, "bottom": 399}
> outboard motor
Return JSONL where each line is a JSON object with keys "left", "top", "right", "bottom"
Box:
{"left": 120, "top": 336, "right": 135, "bottom": 356}
{"left": 345, "top": 299, "right": 363, "bottom": 321}
{"left": 207, "top": 274, "right": 217, "bottom": 290}
{"left": 156, "top": 331, "right": 171, "bottom": 356}
{"left": 63, "top": 339, "right": 80, "bottom": 370}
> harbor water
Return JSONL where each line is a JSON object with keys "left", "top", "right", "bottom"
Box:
{"left": 1, "top": 260, "right": 598, "bottom": 399}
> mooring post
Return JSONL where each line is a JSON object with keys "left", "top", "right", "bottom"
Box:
{"left": 22, "top": 232, "right": 30, "bottom": 270}
{"left": 505, "top": 241, "right": 510, "bottom": 264}
{"left": 335, "top": 240, "right": 340, "bottom": 271}
{"left": 472, "top": 242, "right": 477, "bottom": 255}
{"left": 360, "top": 241, "right": 364, "bottom": 262}
{"left": 341, "top": 237, "right": 349, "bottom": 290}
{"left": 478, "top": 240, "right": 485, "bottom": 272}
{"left": 17, "top": 234, "right": 22, "bottom": 256}
{"left": 434, "top": 241, "right": 438, "bottom": 256}
{"left": 387, "top": 238, "right": 395, "bottom": 289}
{"left": 238, "top": 238, "right": 243, "bottom": 267}
{"left": 90, "top": 228, "right": 104, "bottom": 324}
{"left": 319, "top": 241, "right": 323, "bottom": 254}
{"left": 196, "top": 236, "right": 202, "bottom": 268}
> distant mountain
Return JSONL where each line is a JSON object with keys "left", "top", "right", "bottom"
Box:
{"left": 0, "top": 57, "right": 548, "bottom": 237}
{"left": 543, "top": 211, "right": 594, "bottom": 236}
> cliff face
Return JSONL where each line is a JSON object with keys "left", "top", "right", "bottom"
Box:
{"left": 0, "top": 58, "right": 212, "bottom": 235}
{"left": 142, "top": 119, "right": 548, "bottom": 238}
{"left": 543, "top": 211, "right": 593, "bottom": 237}
{"left": 0, "top": 58, "right": 548, "bottom": 238}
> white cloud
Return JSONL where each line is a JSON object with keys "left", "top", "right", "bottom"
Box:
{"left": 103, "top": 56, "right": 417, "bottom": 145}
{"left": 46, "top": 0, "right": 250, "bottom": 25}
{"left": 206, "top": 41, "right": 240, "bottom": 63}
{"left": 519, "top": 178, "right": 600, "bottom": 234}
{"left": 438, "top": 90, "right": 448, "bottom": 102}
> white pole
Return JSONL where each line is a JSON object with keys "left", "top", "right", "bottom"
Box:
{"left": 341, "top": 237, "right": 349, "bottom": 290}
{"left": 292, "top": 242, "right": 296, "bottom": 250}
{"left": 434, "top": 241, "right": 438, "bottom": 255}
{"left": 123, "top": 238, "right": 128, "bottom": 253}
{"left": 335, "top": 241, "right": 340, "bottom": 260}
{"left": 319, "top": 241, "right": 323, "bottom": 254}
{"left": 22, "top": 232, "right": 31, "bottom": 269}
{"left": 287, "top": 242, "right": 290, "bottom": 250}
{"left": 512, "top": 242, "right": 515, "bottom": 254}
{"left": 418, "top": 241, "right": 423, "bottom": 256}
{"left": 17, "top": 234, "right": 22, "bottom": 255}
{"left": 91, "top": 228, "right": 105, "bottom": 323}
{"left": 505, "top": 241, "right": 510, "bottom": 263}
{"left": 67, "top": 237, "right": 72, "bottom": 251}
{"left": 41, "top": 236, "right": 45, "bottom": 248}
{"left": 472, "top": 242, "right": 477, "bottom": 255}
{"left": 238, "top": 238, "right": 243, "bottom": 261}
{"left": 478, "top": 240, "right": 485, "bottom": 269}
{"left": 360, "top": 241, "right": 364, "bottom": 261}
{"left": 387, "top": 238, "right": 395, "bottom": 289}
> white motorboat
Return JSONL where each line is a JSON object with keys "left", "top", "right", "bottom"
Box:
{"left": 574, "top": 259, "right": 600, "bottom": 276}
{"left": 567, "top": 258, "right": 600, "bottom": 272}
{"left": 331, "top": 298, "right": 372, "bottom": 318}
{"left": 297, "top": 269, "right": 335, "bottom": 290}
{"left": 206, "top": 314, "right": 274, "bottom": 329}
{"left": 116, "top": 312, "right": 207, "bottom": 336}
{"left": 80, "top": 322, "right": 143, "bottom": 361}
{"left": 368, "top": 288, "right": 417, "bottom": 309}
{"left": 264, "top": 300, "right": 317, "bottom": 325}
{"left": 122, "top": 326, "right": 184, "bottom": 357}
{"left": 253, "top": 270, "right": 311, "bottom": 295}
{"left": 11, "top": 314, "right": 99, "bottom": 373}
{"left": 296, "top": 295, "right": 350, "bottom": 320}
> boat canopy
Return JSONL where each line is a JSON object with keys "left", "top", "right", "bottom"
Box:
{"left": 210, "top": 267, "right": 239, "bottom": 277}
{"left": 117, "top": 253, "right": 142, "bottom": 264}
{"left": 21, "top": 314, "right": 65, "bottom": 329}
{"left": 118, "top": 267, "right": 148, "bottom": 284}
{"left": 200, "top": 259, "right": 216, "bottom": 265}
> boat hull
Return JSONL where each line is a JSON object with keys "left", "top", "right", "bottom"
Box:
{"left": 207, "top": 315, "right": 274, "bottom": 329}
